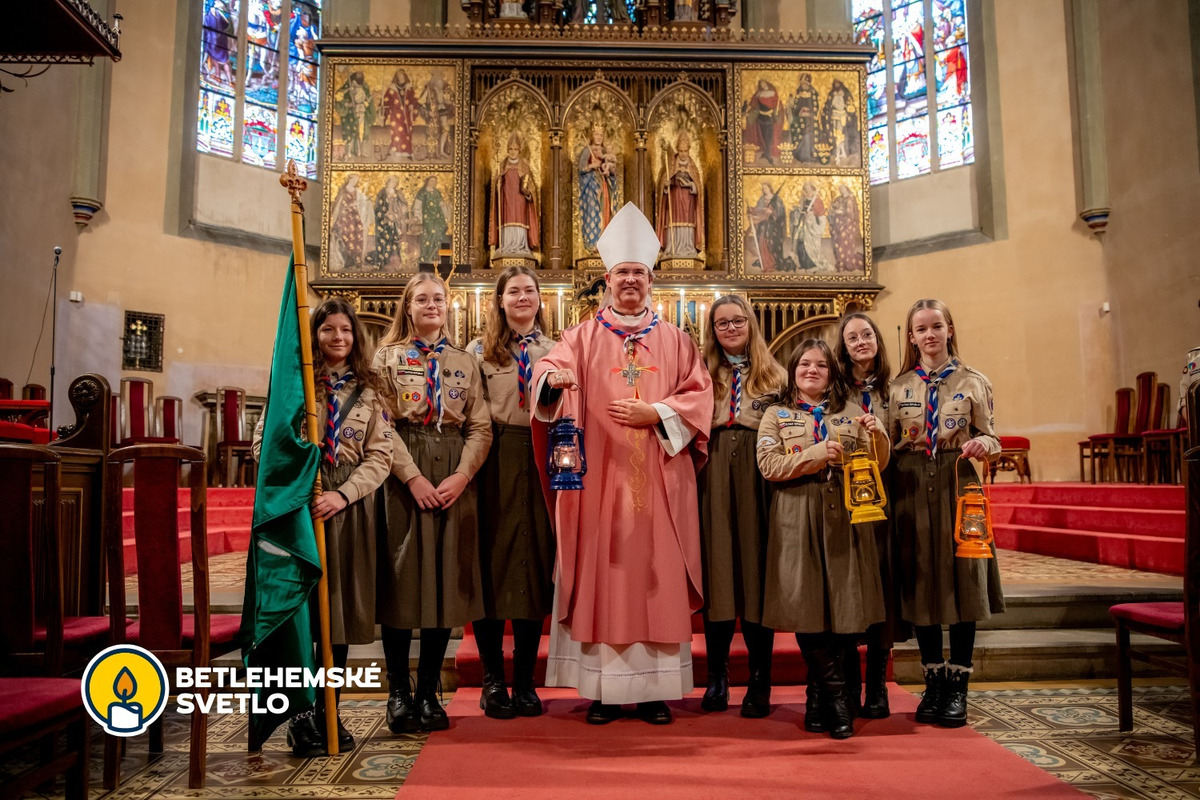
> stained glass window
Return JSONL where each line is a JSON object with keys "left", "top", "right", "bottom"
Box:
{"left": 197, "top": 0, "right": 321, "bottom": 179}
{"left": 852, "top": 0, "right": 974, "bottom": 184}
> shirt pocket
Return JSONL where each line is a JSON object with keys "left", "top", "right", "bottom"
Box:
{"left": 941, "top": 399, "right": 972, "bottom": 438}
{"left": 777, "top": 419, "right": 809, "bottom": 453}
{"left": 895, "top": 404, "right": 924, "bottom": 445}
{"left": 442, "top": 372, "right": 472, "bottom": 413}
{"left": 393, "top": 371, "right": 428, "bottom": 410}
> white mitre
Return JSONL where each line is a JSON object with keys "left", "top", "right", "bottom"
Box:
{"left": 596, "top": 202, "right": 661, "bottom": 271}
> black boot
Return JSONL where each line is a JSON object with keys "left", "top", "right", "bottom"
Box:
{"left": 842, "top": 641, "right": 862, "bottom": 721}
{"left": 740, "top": 622, "right": 774, "bottom": 718}
{"left": 286, "top": 709, "right": 326, "bottom": 757}
{"left": 701, "top": 619, "right": 734, "bottom": 712}
{"left": 811, "top": 640, "right": 854, "bottom": 739}
{"left": 938, "top": 664, "right": 972, "bottom": 728}
{"left": 511, "top": 620, "right": 544, "bottom": 717}
{"left": 320, "top": 688, "right": 355, "bottom": 751}
{"left": 861, "top": 641, "right": 891, "bottom": 719}
{"left": 474, "top": 619, "right": 516, "bottom": 719}
{"left": 386, "top": 673, "right": 419, "bottom": 734}
{"left": 914, "top": 662, "right": 945, "bottom": 725}
{"left": 803, "top": 682, "right": 826, "bottom": 733}
{"left": 416, "top": 629, "right": 451, "bottom": 732}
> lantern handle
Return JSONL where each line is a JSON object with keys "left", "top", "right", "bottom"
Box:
{"left": 953, "top": 453, "right": 992, "bottom": 504}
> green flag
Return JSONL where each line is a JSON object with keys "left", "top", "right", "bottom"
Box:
{"left": 239, "top": 254, "right": 322, "bottom": 751}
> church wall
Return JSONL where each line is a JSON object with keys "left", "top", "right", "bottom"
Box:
{"left": 0, "top": 67, "right": 81, "bottom": 412}
{"left": 1097, "top": 0, "right": 1200, "bottom": 414}
{"left": 870, "top": 0, "right": 1116, "bottom": 481}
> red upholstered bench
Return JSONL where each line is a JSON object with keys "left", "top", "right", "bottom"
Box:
{"left": 988, "top": 435, "right": 1031, "bottom": 483}
{"left": 1110, "top": 601, "right": 1188, "bottom": 734}
{"left": 0, "top": 678, "right": 89, "bottom": 800}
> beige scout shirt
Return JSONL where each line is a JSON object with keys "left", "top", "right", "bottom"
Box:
{"left": 372, "top": 340, "right": 493, "bottom": 484}
{"left": 887, "top": 361, "right": 1000, "bottom": 457}
{"left": 466, "top": 333, "right": 556, "bottom": 427}
{"left": 250, "top": 376, "right": 393, "bottom": 504}
{"left": 756, "top": 402, "right": 890, "bottom": 482}
{"left": 710, "top": 362, "right": 784, "bottom": 431}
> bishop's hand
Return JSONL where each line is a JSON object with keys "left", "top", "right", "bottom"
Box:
{"left": 608, "top": 398, "right": 660, "bottom": 427}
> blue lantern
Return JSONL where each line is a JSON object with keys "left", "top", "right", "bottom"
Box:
{"left": 547, "top": 416, "right": 587, "bottom": 491}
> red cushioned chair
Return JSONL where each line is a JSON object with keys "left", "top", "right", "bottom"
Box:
{"left": 1110, "top": 371, "right": 1157, "bottom": 482}
{"left": 0, "top": 444, "right": 112, "bottom": 675}
{"left": 0, "top": 378, "right": 12, "bottom": 400}
{"left": 1083, "top": 387, "right": 1133, "bottom": 483}
{"left": 0, "top": 678, "right": 89, "bottom": 800}
{"left": 104, "top": 444, "right": 243, "bottom": 790}
{"left": 989, "top": 435, "right": 1031, "bottom": 483}
{"left": 120, "top": 377, "right": 177, "bottom": 446}
{"left": 110, "top": 395, "right": 123, "bottom": 449}
{"left": 22, "top": 383, "right": 47, "bottom": 401}
{"left": 155, "top": 395, "right": 184, "bottom": 444}
{"left": 1110, "top": 380, "right": 1200, "bottom": 749}
{"left": 1142, "top": 383, "right": 1186, "bottom": 485}
{"left": 215, "top": 386, "right": 255, "bottom": 487}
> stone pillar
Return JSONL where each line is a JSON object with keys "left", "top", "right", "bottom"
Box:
{"left": 1067, "top": 0, "right": 1111, "bottom": 236}
{"left": 70, "top": 0, "right": 114, "bottom": 229}
{"left": 634, "top": 130, "right": 648, "bottom": 211}
{"left": 549, "top": 127, "right": 564, "bottom": 269}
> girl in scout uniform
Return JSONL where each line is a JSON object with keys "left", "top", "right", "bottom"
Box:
{"left": 698, "top": 295, "right": 787, "bottom": 718}
{"left": 835, "top": 312, "right": 900, "bottom": 720}
{"left": 468, "top": 265, "right": 557, "bottom": 719}
{"left": 255, "top": 298, "right": 393, "bottom": 757}
{"left": 888, "top": 299, "right": 1003, "bottom": 728}
{"left": 373, "top": 273, "right": 493, "bottom": 733}
{"left": 756, "top": 339, "right": 887, "bottom": 739}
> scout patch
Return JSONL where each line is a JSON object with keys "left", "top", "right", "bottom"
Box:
{"left": 406, "top": 349, "right": 419, "bottom": 359}
{"left": 790, "top": 444, "right": 803, "bottom": 454}
{"left": 407, "top": 358, "right": 421, "bottom": 366}
{"left": 905, "top": 387, "right": 913, "bottom": 399}
{"left": 454, "top": 369, "right": 465, "bottom": 378}
{"left": 475, "top": 343, "right": 484, "bottom": 354}
{"left": 751, "top": 399, "right": 764, "bottom": 411}
{"left": 898, "top": 401, "right": 921, "bottom": 409}
{"left": 758, "top": 435, "right": 778, "bottom": 447}
{"left": 945, "top": 418, "right": 957, "bottom": 429}
{"left": 443, "top": 368, "right": 451, "bottom": 377}
{"left": 908, "top": 425, "right": 919, "bottom": 439}
{"left": 776, "top": 409, "right": 790, "bottom": 418}
{"left": 953, "top": 393, "right": 965, "bottom": 401}
{"left": 354, "top": 430, "right": 364, "bottom": 441}
{"left": 447, "top": 388, "right": 463, "bottom": 400}
{"left": 342, "top": 427, "right": 355, "bottom": 439}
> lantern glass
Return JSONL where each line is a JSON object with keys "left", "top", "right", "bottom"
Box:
{"left": 843, "top": 451, "right": 887, "bottom": 524}
{"left": 547, "top": 416, "right": 587, "bottom": 490}
{"left": 954, "top": 483, "right": 995, "bottom": 559}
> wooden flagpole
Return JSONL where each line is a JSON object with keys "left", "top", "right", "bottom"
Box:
{"left": 280, "top": 160, "right": 339, "bottom": 755}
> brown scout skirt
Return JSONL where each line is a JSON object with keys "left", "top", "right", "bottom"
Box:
{"left": 871, "top": 468, "right": 912, "bottom": 644}
{"left": 891, "top": 449, "right": 1006, "bottom": 626}
{"left": 379, "top": 424, "right": 484, "bottom": 630}
{"left": 316, "top": 461, "right": 380, "bottom": 645}
{"left": 698, "top": 425, "right": 770, "bottom": 624}
{"left": 477, "top": 424, "right": 555, "bottom": 621}
{"left": 761, "top": 468, "right": 886, "bottom": 635}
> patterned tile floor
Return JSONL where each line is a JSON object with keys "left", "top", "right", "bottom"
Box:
{"left": 7, "top": 681, "right": 1197, "bottom": 799}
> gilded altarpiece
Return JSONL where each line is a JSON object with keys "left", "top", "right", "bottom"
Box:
{"left": 315, "top": 27, "right": 876, "bottom": 356}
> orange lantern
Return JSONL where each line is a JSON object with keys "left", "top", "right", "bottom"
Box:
{"left": 954, "top": 482, "right": 995, "bottom": 559}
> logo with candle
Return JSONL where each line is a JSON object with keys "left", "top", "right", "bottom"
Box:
{"left": 81, "top": 645, "right": 168, "bottom": 737}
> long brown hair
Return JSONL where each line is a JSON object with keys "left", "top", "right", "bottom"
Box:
{"left": 783, "top": 338, "right": 848, "bottom": 412}
{"left": 311, "top": 297, "right": 384, "bottom": 400}
{"left": 835, "top": 312, "right": 891, "bottom": 394}
{"left": 379, "top": 272, "right": 450, "bottom": 347}
{"left": 702, "top": 295, "right": 787, "bottom": 400}
{"left": 482, "top": 265, "right": 549, "bottom": 367}
{"left": 898, "top": 298, "right": 962, "bottom": 374}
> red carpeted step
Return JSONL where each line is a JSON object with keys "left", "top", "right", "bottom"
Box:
{"left": 987, "top": 482, "right": 1184, "bottom": 510}
{"left": 120, "top": 487, "right": 256, "bottom": 575}
{"left": 991, "top": 503, "right": 1184, "bottom": 538}
{"left": 121, "top": 486, "right": 255, "bottom": 511}
{"left": 121, "top": 505, "right": 252, "bottom": 536}
{"left": 992, "top": 523, "right": 1183, "bottom": 575}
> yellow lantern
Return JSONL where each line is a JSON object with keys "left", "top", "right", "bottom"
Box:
{"left": 954, "top": 482, "right": 995, "bottom": 559}
{"left": 842, "top": 450, "right": 887, "bottom": 525}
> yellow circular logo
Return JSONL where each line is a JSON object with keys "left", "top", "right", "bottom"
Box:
{"left": 81, "top": 645, "right": 169, "bottom": 737}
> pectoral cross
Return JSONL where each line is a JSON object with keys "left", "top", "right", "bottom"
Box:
{"left": 612, "top": 343, "right": 658, "bottom": 399}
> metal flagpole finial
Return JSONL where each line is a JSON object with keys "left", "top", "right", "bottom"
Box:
{"left": 280, "top": 159, "right": 308, "bottom": 208}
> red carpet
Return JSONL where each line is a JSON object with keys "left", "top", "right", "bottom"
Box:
{"left": 989, "top": 481, "right": 1185, "bottom": 574}
{"left": 399, "top": 687, "right": 1084, "bottom": 799}
{"left": 120, "top": 486, "right": 253, "bottom": 574}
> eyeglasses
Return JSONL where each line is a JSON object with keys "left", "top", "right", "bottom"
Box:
{"left": 411, "top": 297, "right": 447, "bottom": 308}
{"left": 713, "top": 317, "right": 749, "bottom": 332}
{"left": 845, "top": 331, "right": 876, "bottom": 345}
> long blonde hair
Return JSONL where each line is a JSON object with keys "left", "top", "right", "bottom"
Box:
{"left": 702, "top": 295, "right": 787, "bottom": 400}
{"left": 379, "top": 273, "right": 451, "bottom": 347}
{"left": 899, "top": 298, "right": 963, "bottom": 374}
{"left": 482, "top": 265, "right": 549, "bottom": 367}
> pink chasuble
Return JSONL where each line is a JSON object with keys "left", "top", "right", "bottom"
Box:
{"left": 532, "top": 315, "right": 714, "bottom": 646}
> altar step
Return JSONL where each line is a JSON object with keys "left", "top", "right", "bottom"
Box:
{"left": 120, "top": 487, "right": 254, "bottom": 575}
{"left": 989, "top": 482, "right": 1186, "bottom": 575}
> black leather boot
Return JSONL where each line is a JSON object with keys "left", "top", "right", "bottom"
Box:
{"left": 914, "top": 662, "right": 945, "bottom": 725}
{"left": 861, "top": 644, "right": 891, "bottom": 719}
{"left": 701, "top": 619, "right": 733, "bottom": 712}
{"left": 386, "top": 673, "right": 420, "bottom": 734}
{"left": 803, "top": 682, "right": 826, "bottom": 733}
{"left": 480, "top": 673, "right": 516, "bottom": 719}
{"left": 740, "top": 622, "right": 774, "bottom": 718}
{"left": 286, "top": 709, "right": 326, "bottom": 757}
{"left": 416, "top": 668, "right": 449, "bottom": 732}
{"left": 938, "top": 664, "right": 972, "bottom": 728}
{"left": 319, "top": 689, "right": 355, "bottom": 751}
{"left": 510, "top": 627, "right": 544, "bottom": 717}
{"left": 812, "top": 642, "right": 854, "bottom": 739}
{"left": 842, "top": 641, "right": 862, "bottom": 721}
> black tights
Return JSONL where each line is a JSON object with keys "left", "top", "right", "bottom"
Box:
{"left": 914, "top": 622, "right": 976, "bottom": 667}
{"left": 472, "top": 617, "right": 544, "bottom": 677}
{"left": 381, "top": 625, "right": 452, "bottom": 682}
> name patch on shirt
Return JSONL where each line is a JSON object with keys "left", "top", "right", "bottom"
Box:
{"left": 898, "top": 401, "right": 921, "bottom": 409}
